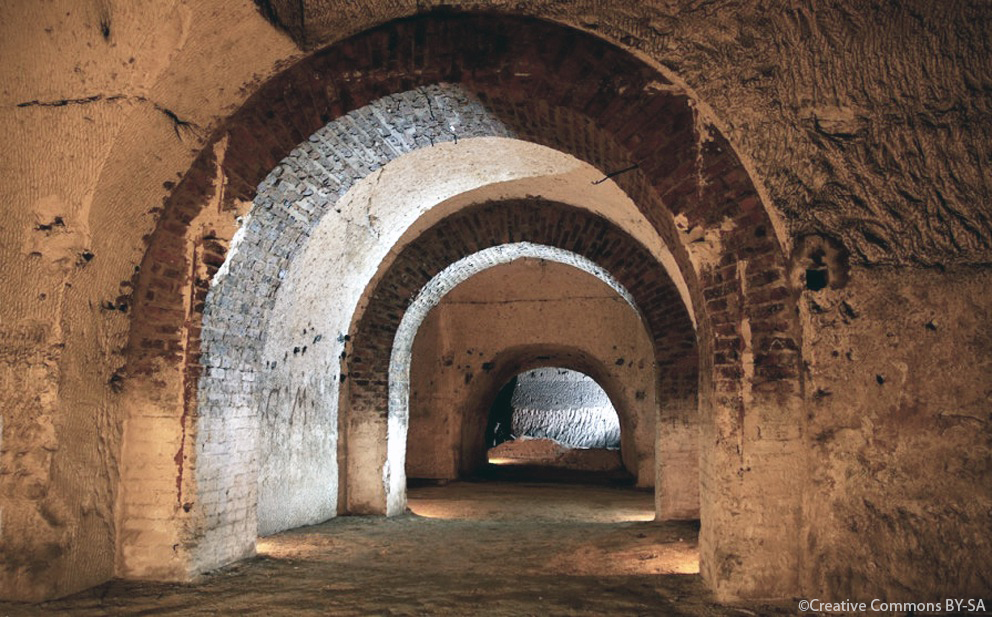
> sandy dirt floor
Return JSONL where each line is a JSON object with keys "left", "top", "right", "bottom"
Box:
{"left": 1, "top": 482, "right": 793, "bottom": 616}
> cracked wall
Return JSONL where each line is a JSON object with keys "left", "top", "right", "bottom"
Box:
{"left": 0, "top": 0, "right": 297, "bottom": 600}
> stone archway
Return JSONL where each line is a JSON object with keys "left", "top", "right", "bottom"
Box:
{"left": 405, "top": 256, "right": 660, "bottom": 488}
{"left": 249, "top": 135, "right": 690, "bottom": 531}
{"left": 118, "top": 13, "right": 800, "bottom": 601}
{"left": 342, "top": 201, "right": 696, "bottom": 515}
{"left": 6, "top": 0, "right": 992, "bottom": 607}
{"left": 393, "top": 245, "right": 656, "bottom": 496}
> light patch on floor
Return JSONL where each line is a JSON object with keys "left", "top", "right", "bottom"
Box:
{"left": 3, "top": 482, "right": 798, "bottom": 616}
{"left": 407, "top": 481, "right": 655, "bottom": 523}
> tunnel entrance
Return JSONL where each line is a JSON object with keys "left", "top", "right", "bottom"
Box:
{"left": 399, "top": 247, "right": 659, "bottom": 493}
{"left": 482, "top": 368, "right": 632, "bottom": 485}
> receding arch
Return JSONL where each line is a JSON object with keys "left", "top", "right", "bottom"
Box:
{"left": 389, "top": 243, "right": 652, "bottom": 508}
{"left": 342, "top": 199, "right": 697, "bottom": 519}
{"left": 118, "top": 12, "right": 802, "bottom": 602}
{"left": 462, "top": 349, "right": 649, "bottom": 484}
{"left": 251, "top": 132, "right": 692, "bottom": 528}
{"left": 404, "top": 256, "right": 660, "bottom": 487}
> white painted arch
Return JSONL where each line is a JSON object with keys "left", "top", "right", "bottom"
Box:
{"left": 384, "top": 242, "right": 647, "bottom": 513}
{"left": 257, "top": 135, "right": 698, "bottom": 525}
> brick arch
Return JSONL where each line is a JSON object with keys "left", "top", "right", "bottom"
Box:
{"left": 343, "top": 201, "right": 696, "bottom": 514}
{"left": 121, "top": 12, "right": 803, "bottom": 600}
{"left": 388, "top": 243, "right": 655, "bottom": 509}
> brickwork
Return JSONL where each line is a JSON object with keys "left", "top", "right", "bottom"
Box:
{"left": 4, "top": 1, "right": 991, "bottom": 607}
{"left": 120, "top": 14, "right": 800, "bottom": 598}
{"left": 334, "top": 200, "right": 699, "bottom": 513}
{"left": 353, "top": 202, "right": 695, "bottom": 422}
{"left": 394, "top": 244, "right": 658, "bottom": 492}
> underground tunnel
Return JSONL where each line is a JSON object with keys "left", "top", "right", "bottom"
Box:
{"left": 482, "top": 367, "right": 626, "bottom": 474}
{"left": 402, "top": 250, "right": 662, "bottom": 489}
{"left": 1, "top": 3, "right": 990, "bottom": 616}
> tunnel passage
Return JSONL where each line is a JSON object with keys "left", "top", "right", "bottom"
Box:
{"left": 250, "top": 134, "right": 689, "bottom": 533}
{"left": 403, "top": 253, "right": 656, "bottom": 487}
{"left": 346, "top": 200, "right": 697, "bottom": 516}
{"left": 4, "top": 0, "right": 992, "bottom": 609}
{"left": 484, "top": 368, "right": 628, "bottom": 480}
{"left": 119, "top": 11, "right": 801, "bottom": 601}
{"left": 489, "top": 369, "right": 622, "bottom": 451}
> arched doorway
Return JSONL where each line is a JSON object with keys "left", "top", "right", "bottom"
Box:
{"left": 117, "top": 12, "right": 800, "bottom": 602}
{"left": 401, "top": 252, "right": 663, "bottom": 490}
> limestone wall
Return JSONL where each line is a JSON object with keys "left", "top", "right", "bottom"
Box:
{"left": 0, "top": 1, "right": 298, "bottom": 600}
{"left": 800, "top": 266, "right": 992, "bottom": 599}
{"left": 509, "top": 369, "right": 622, "bottom": 450}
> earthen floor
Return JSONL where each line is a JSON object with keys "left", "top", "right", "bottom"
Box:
{"left": 2, "top": 482, "right": 793, "bottom": 616}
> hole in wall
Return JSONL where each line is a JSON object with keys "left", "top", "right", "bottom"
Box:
{"left": 790, "top": 233, "right": 850, "bottom": 292}
{"left": 805, "top": 268, "right": 829, "bottom": 291}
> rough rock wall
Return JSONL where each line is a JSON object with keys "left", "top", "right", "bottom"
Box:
{"left": 0, "top": 0, "right": 297, "bottom": 601}
{"left": 406, "top": 258, "right": 659, "bottom": 486}
{"left": 801, "top": 266, "right": 992, "bottom": 600}
{"left": 509, "top": 368, "right": 622, "bottom": 450}
{"left": 266, "top": 0, "right": 992, "bottom": 269}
